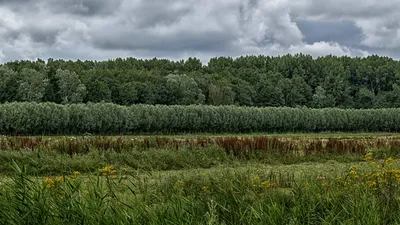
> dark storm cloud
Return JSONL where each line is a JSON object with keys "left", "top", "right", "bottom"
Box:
{"left": 128, "top": 1, "right": 193, "bottom": 28}
{"left": 27, "top": 27, "right": 60, "bottom": 45}
{"left": 0, "top": 0, "right": 122, "bottom": 16}
{"left": 0, "top": 0, "right": 33, "bottom": 5}
{"left": 239, "top": 0, "right": 258, "bottom": 24}
{"left": 92, "top": 25, "right": 235, "bottom": 52}
{"left": 297, "top": 20, "right": 364, "bottom": 47}
{"left": 0, "top": 0, "right": 29, "bottom": 4}
{"left": 292, "top": 0, "right": 398, "bottom": 19}
{"left": 89, "top": 0, "right": 240, "bottom": 53}
{"left": 46, "top": 0, "right": 123, "bottom": 16}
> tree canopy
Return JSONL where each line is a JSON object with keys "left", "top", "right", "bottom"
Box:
{"left": 2, "top": 54, "right": 400, "bottom": 108}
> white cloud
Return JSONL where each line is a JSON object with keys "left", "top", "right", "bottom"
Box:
{"left": 0, "top": 7, "right": 23, "bottom": 30}
{"left": 239, "top": 0, "right": 303, "bottom": 46}
{"left": 355, "top": 19, "right": 400, "bottom": 48}
{"left": 289, "top": 42, "right": 370, "bottom": 57}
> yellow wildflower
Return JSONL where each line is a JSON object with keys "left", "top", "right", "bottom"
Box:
{"left": 72, "top": 171, "right": 81, "bottom": 176}
{"left": 175, "top": 180, "right": 185, "bottom": 188}
{"left": 44, "top": 177, "right": 55, "bottom": 188}
{"left": 69, "top": 171, "right": 81, "bottom": 180}
{"left": 101, "top": 166, "right": 117, "bottom": 176}
{"left": 367, "top": 180, "right": 377, "bottom": 189}
{"left": 384, "top": 157, "right": 394, "bottom": 166}
{"left": 363, "top": 152, "right": 373, "bottom": 161}
{"left": 201, "top": 186, "right": 210, "bottom": 192}
{"left": 55, "top": 176, "right": 63, "bottom": 183}
{"left": 261, "top": 180, "right": 277, "bottom": 189}
{"left": 349, "top": 169, "right": 357, "bottom": 175}
{"left": 341, "top": 180, "right": 350, "bottom": 186}
{"left": 322, "top": 181, "right": 329, "bottom": 189}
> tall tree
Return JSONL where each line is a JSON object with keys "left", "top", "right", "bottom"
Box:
{"left": 16, "top": 68, "right": 48, "bottom": 102}
{"left": 207, "top": 83, "right": 235, "bottom": 105}
{"left": 311, "top": 86, "right": 335, "bottom": 108}
{"left": 86, "top": 80, "right": 112, "bottom": 103}
{"left": 255, "top": 71, "right": 284, "bottom": 107}
{"left": 0, "top": 66, "right": 18, "bottom": 102}
{"left": 355, "top": 87, "right": 375, "bottom": 109}
{"left": 114, "top": 82, "right": 139, "bottom": 105}
{"left": 165, "top": 74, "right": 205, "bottom": 105}
{"left": 56, "top": 69, "right": 87, "bottom": 104}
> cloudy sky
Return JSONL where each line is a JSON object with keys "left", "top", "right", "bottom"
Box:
{"left": 0, "top": 0, "right": 398, "bottom": 63}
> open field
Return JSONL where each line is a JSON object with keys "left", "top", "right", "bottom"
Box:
{"left": 0, "top": 133, "right": 399, "bottom": 224}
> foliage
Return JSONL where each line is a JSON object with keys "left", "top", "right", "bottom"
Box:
{"left": 3, "top": 54, "right": 400, "bottom": 108}
{"left": 2, "top": 102, "right": 400, "bottom": 134}
{"left": 55, "top": 69, "right": 87, "bottom": 104}
{"left": 16, "top": 68, "right": 48, "bottom": 102}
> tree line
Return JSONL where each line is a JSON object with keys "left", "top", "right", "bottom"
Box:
{"left": 1, "top": 54, "right": 400, "bottom": 108}
{"left": 1, "top": 102, "right": 400, "bottom": 135}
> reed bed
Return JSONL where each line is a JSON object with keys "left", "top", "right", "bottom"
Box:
{"left": 1, "top": 135, "right": 400, "bottom": 157}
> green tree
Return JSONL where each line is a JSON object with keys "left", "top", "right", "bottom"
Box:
{"left": 0, "top": 66, "right": 18, "bottom": 102}
{"left": 383, "top": 83, "right": 400, "bottom": 108}
{"left": 232, "top": 78, "right": 254, "bottom": 106}
{"left": 184, "top": 57, "right": 202, "bottom": 72}
{"left": 86, "top": 80, "right": 112, "bottom": 103}
{"left": 165, "top": 74, "right": 205, "bottom": 105}
{"left": 207, "top": 83, "right": 235, "bottom": 105}
{"left": 16, "top": 68, "right": 48, "bottom": 102}
{"left": 321, "top": 59, "right": 353, "bottom": 107}
{"left": 311, "top": 86, "right": 335, "bottom": 108}
{"left": 355, "top": 87, "right": 375, "bottom": 109}
{"left": 373, "top": 91, "right": 391, "bottom": 108}
{"left": 116, "top": 82, "right": 139, "bottom": 105}
{"left": 278, "top": 75, "right": 312, "bottom": 107}
{"left": 56, "top": 69, "right": 87, "bottom": 104}
{"left": 255, "top": 71, "right": 284, "bottom": 107}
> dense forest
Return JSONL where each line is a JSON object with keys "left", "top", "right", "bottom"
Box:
{"left": 1, "top": 54, "right": 400, "bottom": 108}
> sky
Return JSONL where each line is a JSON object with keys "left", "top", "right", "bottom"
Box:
{"left": 0, "top": 0, "right": 398, "bottom": 63}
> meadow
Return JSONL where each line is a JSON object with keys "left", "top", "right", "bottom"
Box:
{"left": 0, "top": 134, "right": 400, "bottom": 224}
{"left": 4, "top": 53, "right": 400, "bottom": 224}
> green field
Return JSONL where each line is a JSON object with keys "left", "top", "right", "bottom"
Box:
{"left": 0, "top": 133, "right": 399, "bottom": 224}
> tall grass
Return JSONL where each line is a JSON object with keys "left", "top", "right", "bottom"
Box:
{"left": 0, "top": 146, "right": 367, "bottom": 175}
{"left": 1, "top": 155, "right": 400, "bottom": 224}
{"left": 2, "top": 135, "right": 400, "bottom": 155}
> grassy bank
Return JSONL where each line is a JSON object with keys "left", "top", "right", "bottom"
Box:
{"left": 0, "top": 135, "right": 399, "bottom": 224}
{"left": 1, "top": 154, "right": 400, "bottom": 224}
